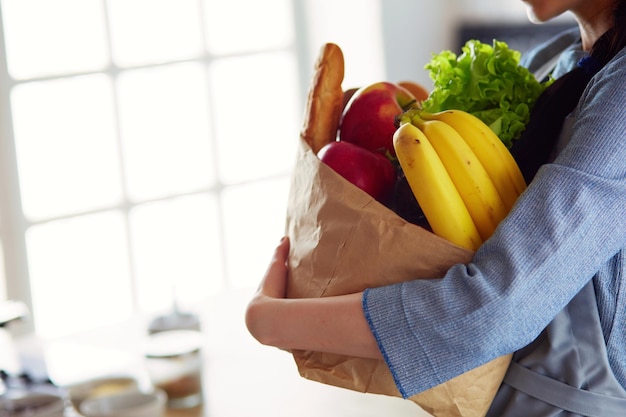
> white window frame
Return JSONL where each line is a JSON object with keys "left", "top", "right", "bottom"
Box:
{"left": 0, "top": 13, "right": 33, "bottom": 326}
{"left": 0, "top": 0, "right": 315, "bottom": 337}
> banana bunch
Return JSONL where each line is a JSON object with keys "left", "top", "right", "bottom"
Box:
{"left": 393, "top": 109, "right": 527, "bottom": 251}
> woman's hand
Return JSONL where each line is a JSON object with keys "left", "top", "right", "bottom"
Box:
{"left": 256, "top": 236, "right": 290, "bottom": 300}
{"left": 245, "top": 236, "right": 383, "bottom": 359}
{"left": 245, "top": 237, "right": 291, "bottom": 347}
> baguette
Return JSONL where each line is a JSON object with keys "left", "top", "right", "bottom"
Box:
{"left": 300, "top": 43, "right": 345, "bottom": 154}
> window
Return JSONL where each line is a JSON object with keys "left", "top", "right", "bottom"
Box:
{"left": 0, "top": 0, "right": 301, "bottom": 338}
{"left": 0, "top": 0, "right": 396, "bottom": 341}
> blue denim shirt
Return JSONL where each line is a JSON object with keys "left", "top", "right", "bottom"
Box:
{"left": 363, "top": 30, "right": 626, "bottom": 399}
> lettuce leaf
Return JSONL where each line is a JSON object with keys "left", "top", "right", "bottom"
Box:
{"left": 420, "top": 39, "right": 551, "bottom": 148}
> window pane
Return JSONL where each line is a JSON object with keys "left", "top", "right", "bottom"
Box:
{"left": 117, "top": 63, "right": 214, "bottom": 201}
{"left": 210, "top": 52, "right": 300, "bottom": 183}
{"left": 203, "top": 0, "right": 294, "bottom": 55}
{"left": 107, "top": 0, "right": 203, "bottom": 67}
{"left": 26, "top": 211, "right": 133, "bottom": 339}
{"left": 129, "top": 194, "right": 224, "bottom": 313}
{"left": 221, "top": 177, "right": 290, "bottom": 289}
{"left": 12, "top": 75, "right": 122, "bottom": 221}
{"left": 1, "top": 0, "right": 108, "bottom": 79}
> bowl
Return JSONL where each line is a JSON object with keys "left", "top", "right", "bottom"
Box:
{"left": 64, "top": 375, "right": 139, "bottom": 410}
{"left": 78, "top": 389, "right": 166, "bottom": 417}
{"left": 0, "top": 389, "right": 67, "bottom": 417}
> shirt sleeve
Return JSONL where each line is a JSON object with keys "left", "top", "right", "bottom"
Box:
{"left": 362, "top": 48, "right": 626, "bottom": 399}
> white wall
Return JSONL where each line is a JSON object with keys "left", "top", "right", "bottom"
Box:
{"left": 302, "top": 0, "right": 460, "bottom": 90}
{"left": 300, "top": 0, "right": 536, "bottom": 92}
{"left": 301, "top": 0, "right": 387, "bottom": 90}
{"left": 454, "top": 0, "right": 530, "bottom": 23}
{"left": 298, "top": 0, "right": 576, "bottom": 101}
{"left": 380, "top": 0, "right": 457, "bottom": 89}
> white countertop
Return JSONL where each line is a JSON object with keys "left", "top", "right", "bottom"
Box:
{"left": 13, "top": 290, "right": 432, "bottom": 417}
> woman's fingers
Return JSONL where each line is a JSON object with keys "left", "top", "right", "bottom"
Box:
{"left": 259, "top": 236, "right": 290, "bottom": 299}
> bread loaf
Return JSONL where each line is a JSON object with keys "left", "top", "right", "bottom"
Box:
{"left": 300, "top": 43, "right": 345, "bottom": 154}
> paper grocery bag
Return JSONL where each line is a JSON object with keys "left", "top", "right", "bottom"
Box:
{"left": 285, "top": 138, "right": 512, "bottom": 417}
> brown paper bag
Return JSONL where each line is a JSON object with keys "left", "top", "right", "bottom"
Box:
{"left": 285, "top": 137, "right": 512, "bottom": 417}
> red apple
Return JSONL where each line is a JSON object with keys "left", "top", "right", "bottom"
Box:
{"left": 339, "top": 81, "right": 416, "bottom": 157}
{"left": 318, "top": 141, "right": 397, "bottom": 204}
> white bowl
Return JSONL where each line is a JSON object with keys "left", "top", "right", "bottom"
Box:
{"left": 65, "top": 375, "right": 139, "bottom": 410}
{"left": 78, "top": 389, "right": 166, "bottom": 417}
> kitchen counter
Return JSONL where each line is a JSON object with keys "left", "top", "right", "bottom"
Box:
{"left": 14, "top": 290, "right": 431, "bottom": 417}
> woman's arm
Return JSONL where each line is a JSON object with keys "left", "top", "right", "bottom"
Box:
{"left": 245, "top": 237, "right": 382, "bottom": 360}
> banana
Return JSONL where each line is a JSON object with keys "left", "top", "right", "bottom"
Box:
{"left": 393, "top": 122, "right": 483, "bottom": 251}
{"left": 411, "top": 118, "right": 508, "bottom": 241}
{"left": 419, "top": 110, "right": 526, "bottom": 211}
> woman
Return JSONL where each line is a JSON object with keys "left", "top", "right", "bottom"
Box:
{"left": 246, "top": 0, "right": 626, "bottom": 414}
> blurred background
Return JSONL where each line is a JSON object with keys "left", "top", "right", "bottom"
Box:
{"left": 0, "top": 0, "right": 575, "bottom": 415}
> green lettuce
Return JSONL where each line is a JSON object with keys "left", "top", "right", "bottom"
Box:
{"left": 420, "top": 39, "right": 551, "bottom": 148}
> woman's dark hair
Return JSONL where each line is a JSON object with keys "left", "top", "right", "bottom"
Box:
{"left": 511, "top": 0, "right": 626, "bottom": 183}
{"left": 598, "top": 1, "right": 626, "bottom": 63}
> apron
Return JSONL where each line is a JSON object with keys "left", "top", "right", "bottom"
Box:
{"left": 486, "top": 281, "right": 626, "bottom": 416}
